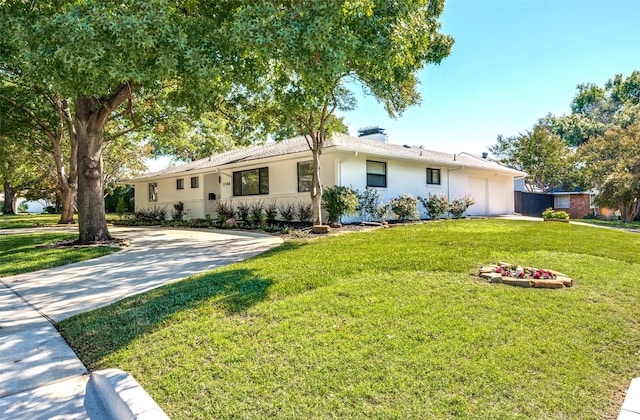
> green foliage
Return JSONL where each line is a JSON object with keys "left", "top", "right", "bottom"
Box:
{"left": 449, "top": 195, "right": 476, "bottom": 219}
{"left": 322, "top": 186, "right": 358, "bottom": 223}
{"left": 214, "top": 201, "right": 235, "bottom": 222}
{"left": 356, "top": 186, "right": 384, "bottom": 222}
{"left": 419, "top": 194, "right": 450, "bottom": 219}
{"left": 60, "top": 220, "right": 640, "bottom": 419}
{"left": 17, "top": 201, "right": 28, "bottom": 213}
{"left": 542, "top": 208, "right": 570, "bottom": 220}
{"left": 490, "top": 125, "right": 579, "bottom": 192}
{"left": 115, "top": 197, "right": 127, "bottom": 219}
{"left": 580, "top": 121, "right": 640, "bottom": 222}
{"left": 390, "top": 193, "right": 419, "bottom": 221}
{"left": 541, "top": 70, "right": 640, "bottom": 146}
{"left": 249, "top": 201, "right": 266, "bottom": 225}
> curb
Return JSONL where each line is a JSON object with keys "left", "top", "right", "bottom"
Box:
{"left": 619, "top": 377, "right": 640, "bottom": 419}
{"left": 88, "top": 369, "right": 169, "bottom": 420}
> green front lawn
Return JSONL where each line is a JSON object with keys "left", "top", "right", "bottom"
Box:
{"left": 578, "top": 218, "right": 640, "bottom": 230}
{"left": 0, "top": 233, "right": 118, "bottom": 277}
{"left": 0, "top": 213, "right": 66, "bottom": 229}
{"left": 60, "top": 220, "right": 640, "bottom": 418}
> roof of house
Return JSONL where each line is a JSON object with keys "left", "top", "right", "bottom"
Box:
{"left": 129, "top": 133, "right": 525, "bottom": 181}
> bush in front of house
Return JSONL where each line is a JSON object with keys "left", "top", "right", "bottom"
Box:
{"left": 172, "top": 201, "right": 185, "bottom": 221}
{"left": 322, "top": 186, "right": 359, "bottom": 223}
{"left": 449, "top": 194, "right": 476, "bottom": 219}
{"left": 297, "top": 201, "right": 313, "bottom": 223}
{"left": 356, "top": 186, "right": 385, "bottom": 222}
{"left": 542, "top": 208, "right": 570, "bottom": 220}
{"left": 390, "top": 193, "right": 419, "bottom": 220}
{"left": 249, "top": 201, "right": 266, "bottom": 225}
{"left": 133, "top": 206, "right": 167, "bottom": 223}
{"left": 265, "top": 201, "right": 278, "bottom": 223}
{"left": 279, "top": 202, "right": 296, "bottom": 222}
{"left": 419, "top": 194, "right": 449, "bottom": 219}
{"left": 214, "top": 200, "right": 235, "bottom": 223}
{"left": 235, "top": 202, "right": 250, "bottom": 222}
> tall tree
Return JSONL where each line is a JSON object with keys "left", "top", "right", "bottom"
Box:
{"left": 490, "top": 125, "right": 578, "bottom": 193}
{"left": 1, "top": 1, "right": 237, "bottom": 242}
{"left": 541, "top": 71, "right": 640, "bottom": 146}
{"left": 580, "top": 121, "right": 640, "bottom": 222}
{"left": 232, "top": 0, "right": 453, "bottom": 225}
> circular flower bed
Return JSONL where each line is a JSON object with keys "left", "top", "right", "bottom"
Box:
{"left": 478, "top": 262, "right": 573, "bottom": 289}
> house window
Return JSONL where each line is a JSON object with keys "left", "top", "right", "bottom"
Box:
{"left": 554, "top": 194, "right": 570, "bottom": 208}
{"left": 148, "top": 182, "right": 158, "bottom": 202}
{"left": 176, "top": 179, "right": 184, "bottom": 190}
{"left": 590, "top": 194, "right": 596, "bottom": 209}
{"left": 298, "top": 161, "right": 313, "bottom": 192}
{"left": 366, "top": 160, "right": 387, "bottom": 188}
{"left": 427, "top": 168, "right": 441, "bottom": 185}
{"left": 190, "top": 176, "right": 199, "bottom": 188}
{"left": 233, "top": 167, "right": 269, "bottom": 196}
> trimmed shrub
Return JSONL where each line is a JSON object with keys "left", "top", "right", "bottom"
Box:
{"left": 134, "top": 206, "right": 167, "bottom": 222}
{"left": 172, "top": 201, "right": 185, "bottom": 221}
{"left": 450, "top": 195, "right": 475, "bottom": 219}
{"left": 322, "top": 186, "right": 358, "bottom": 223}
{"left": 419, "top": 194, "right": 449, "bottom": 219}
{"left": 542, "top": 208, "right": 570, "bottom": 220}
{"left": 356, "top": 186, "right": 384, "bottom": 222}
{"left": 390, "top": 193, "right": 419, "bottom": 220}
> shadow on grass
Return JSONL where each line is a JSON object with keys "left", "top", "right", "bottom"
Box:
{"left": 59, "top": 241, "right": 308, "bottom": 369}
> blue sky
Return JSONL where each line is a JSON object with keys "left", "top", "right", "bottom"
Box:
{"left": 340, "top": 0, "right": 640, "bottom": 155}
{"left": 148, "top": 0, "right": 640, "bottom": 171}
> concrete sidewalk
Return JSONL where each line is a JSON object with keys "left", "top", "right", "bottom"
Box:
{"left": 0, "top": 226, "right": 283, "bottom": 419}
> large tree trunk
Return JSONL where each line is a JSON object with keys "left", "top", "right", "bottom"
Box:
{"left": 55, "top": 97, "right": 78, "bottom": 224}
{"left": 58, "top": 183, "right": 76, "bottom": 224}
{"left": 74, "top": 97, "right": 111, "bottom": 243}
{"left": 310, "top": 144, "right": 323, "bottom": 225}
{"left": 620, "top": 200, "right": 640, "bottom": 223}
{"left": 2, "top": 180, "right": 16, "bottom": 215}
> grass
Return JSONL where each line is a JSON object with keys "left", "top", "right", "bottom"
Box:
{"left": 0, "top": 213, "right": 66, "bottom": 229}
{"left": 59, "top": 219, "right": 640, "bottom": 419}
{"left": 0, "top": 233, "right": 118, "bottom": 277}
{"left": 578, "top": 218, "right": 640, "bottom": 230}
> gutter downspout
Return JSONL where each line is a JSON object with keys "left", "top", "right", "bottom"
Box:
{"left": 447, "top": 165, "right": 463, "bottom": 201}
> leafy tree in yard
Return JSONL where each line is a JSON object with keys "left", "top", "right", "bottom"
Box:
{"left": 0, "top": 1, "right": 241, "bottom": 243}
{"left": 490, "top": 125, "right": 578, "bottom": 193}
{"left": 580, "top": 121, "right": 640, "bottom": 222}
{"left": 540, "top": 71, "right": 640, "bottom": 146}
{"left": 233, "top": 1, "right": 453, "bottom": 225}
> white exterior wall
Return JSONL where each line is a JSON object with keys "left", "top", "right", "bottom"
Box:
{"left": 449, "top": 169, "right": 514, "bottom": 216}
{"left": 336, "top": 152, "right": 448, "bottom": 208}
{"left": 133, "top": 174, "right": 206, "bottom": 219}
{"left": 132, "top": 149, "right": 517, "bottom": 221}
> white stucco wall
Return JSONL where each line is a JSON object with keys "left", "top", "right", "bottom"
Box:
{"left": 132, "top": 149, "right": 516, "bottom": 221}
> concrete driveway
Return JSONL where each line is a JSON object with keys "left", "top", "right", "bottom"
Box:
{"left": 0, "top": 226, "right": 283, "bottom": 419}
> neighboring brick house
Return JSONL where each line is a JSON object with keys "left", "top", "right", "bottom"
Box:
{"left": 552, "top": 191, "right": 615, "bottom": 219}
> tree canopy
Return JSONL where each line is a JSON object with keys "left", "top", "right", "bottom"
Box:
{"left": 490, "top": 125, "right": 578, "bottom": 193}
{"left": 231, "top": 0, "right": 453, "bottom": 224}
{"left": 541, "top": 71, "right": 640, "bottom": 146}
